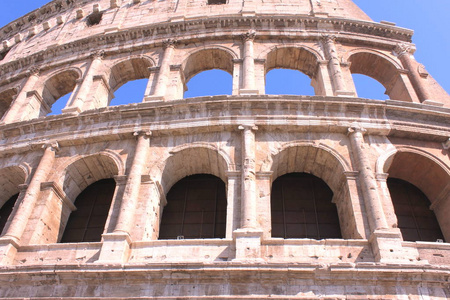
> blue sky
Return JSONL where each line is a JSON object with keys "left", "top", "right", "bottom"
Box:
{"left": 0, "top": 0, "right": 449, "bottom": 111}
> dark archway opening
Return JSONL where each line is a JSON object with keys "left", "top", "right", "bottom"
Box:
{"left": 388, "top": 178, "right": 444, "bottom": 242}
{"left": 159, "top": 174, "right": 227, "bottom": 239}
{"left": 0, "top": 193, "right": 18, "bottom": 235}
{"left": 271, "top": 173, "right": 341, "bottom": 239}
{"left": 60, "top": 179, "right": 115, "bottom": 243}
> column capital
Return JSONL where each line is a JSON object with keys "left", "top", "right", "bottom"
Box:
{"left": 394, "top": 43, "right": 412, "bottom": 57}
{"left": 347, "top": 123, "right": 367, "bottom": 136}
{"left": 133, "top": 130, "right": 152, "bottom": 139}
{"left": 90, "top": 50, "right": 106, "bottom": 60}
{"left": 443, "top": 138, "right": 450, "bottom": 150}
{"left": 42, "top": 141, "right": 60, "bottom": 152}
{"left": 238, "top": 124, "right": 258, "bottom": 131}
{"left": 28, "top": 67, "right": 41, "bottom": 77}
{"left": 241, "top": 30, "right": 256, "bottom": 42}
{"left": 163, "top": 39, "right": 178, "bottom": 49}
{"left": 321, "top": 34, "right": 337, "bottom": 44}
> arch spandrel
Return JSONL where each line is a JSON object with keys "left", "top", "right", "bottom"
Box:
{"left": 261, "top": 45, "right": 323, "bottom": 74}
{"left": 378, "top": 146, "right": 450, "bottom": 203}
{"left": 182, "top": 47, "right": 236, "bottom": 83}
{"left": 51, "top": 152, "right": 123, "bottom": 201}
{"left": 0, "top": 165, "right": 28, "bottom": 208}
{"left": 160, "top": 143, "right": 232, "bottom": 194}
{"left": 107, "top": 56, "right": 154, "bottom": 92}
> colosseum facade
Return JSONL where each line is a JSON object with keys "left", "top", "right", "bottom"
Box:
{"left": 0, "top": 0, "right": 449, "bottom": 298}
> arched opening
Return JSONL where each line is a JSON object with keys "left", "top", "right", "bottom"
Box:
{"left": 265, "top": 47, "right": 320, "bottom": 95}
{"left": 0, "top": 165, "right": 27, "bottom": 236}
{"left": 108, "top": 58, "right": 152, "bottom": 105}
{"left": 159, "top": 174, "right": 226, "bottom": 239}
{"left": 0, "top": 194, "right": 18, "bottom": 235}
{"left": 183, "top": 49, "right": 234, "bottom": 98}
{"left": 271, "top": 173, "right": 341, "bottom": 239}
{"left": 109, "top": 78, "right": 148, "bottom": 106}
{"left": 387, "top": 178, "right": 444, "bottom": 242}
{"left": 0, "top": 88, "right": 18, "bottom": 120}
{"left": 349, "top": 52, "right": 412, "bottom": 101}
{"left": 48, "top": 93, "right": 71, "bottom": 116}
{"left": 352, "top": 73, "right": 388, "bottom": 100}
{"left": 60, "top": 179, "right": 115, "bottom": 243}
{"left": 268, "top": 145, "right": 362, "bottom": 239}
{"left": 184, "top": 69, "right": 232, "bottom": 98}
{"left": 265, "top": 69, "right": 314, "bottom": 96}
{"left": 384, "top": 150, "right": 450, "bottom": 242}
{"left": 42, "top": 70, "right": 79, "bottom": 116}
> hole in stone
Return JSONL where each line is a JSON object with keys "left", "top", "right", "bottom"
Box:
{"left": 0, "top": 48, "right": 11, "bottom": 61}
{"left": 208, "top": 0, "right": 226, "bottom": 4}
{"left": 86, "top": 11, "right": 103, "bottom": 26}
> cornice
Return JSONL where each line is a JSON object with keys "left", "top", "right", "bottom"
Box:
{"left": 0, "top": 96, "right": 448, "bottom": 157}
{"left": 0, "top": 15, "right": 414, "bottom": 81}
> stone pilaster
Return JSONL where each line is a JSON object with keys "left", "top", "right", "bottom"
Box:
{"left": 322, "top": 35, "right": 353, "bottom": 97}
{"left": 347, "top": 125, "right": 420, "bottom": 263}
{"left": 239, "top": 31, "right": 259, "bottom": 95}
{"left": 3, "top": 142, "right": 59, "bottom": 244}
{"left": 114, "top": 131, "right": 151, "bottom": 236}
{"left": 97, "top": 132, "right": 151, "bottom": 264}
{"left": 348, "top": 124, "right": 388, "bottom": 233}
{"left": 2, "top": 67, "right": 40, "bottom": 123}
{"left": 233, "top": 125, "right": 263, "bottom": 262}
{"left": 145, "top": 39, "right": 176, "bottom": 101}
{"left": 395, "top": 43, "right": 432, "bottom": 103}
{"left": 63, "top": 50, "right": 105, "bottom": 113}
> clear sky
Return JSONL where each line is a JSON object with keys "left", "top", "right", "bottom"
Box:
{"left": 0, "top": 0, "right": 449, "bottom": 109}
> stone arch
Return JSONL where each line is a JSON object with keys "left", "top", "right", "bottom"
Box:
{"left": 182, "top": 48, "right": 235, "bottom": 83}
{"left": 379, "top": 146, "right": 450, "bottom": 241}
{"left": 0, "top": 87, "right": 19, "bottom": 120}
{"left": 347, "top": 49, "right": 412, "bottom": 101}
{"left": 264, "top": 141, "right": 351, "bottom": 190}
{"left": 161, "top": 144, "right": 230, "bottom": 194}
{"left": 41, "top": 68, "right": 81, "bottom": 115}
{"left": 0, "top": 165, "right": 27, "bottom": 208}
{"left": 266, "top": 142, "right": 357, "bottom": 239}
{"left": 108, "top": 56, "right": 153, "bottom": 92}
{"left": 263, "top": 46, "right": 322, "bottom": 95}
{"left": 59, "top": 153, "right": 121, "bottom": 201}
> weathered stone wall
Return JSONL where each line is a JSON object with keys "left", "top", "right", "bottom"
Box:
{"left": 0, "top": 0, "right": 448, "bottom": 298}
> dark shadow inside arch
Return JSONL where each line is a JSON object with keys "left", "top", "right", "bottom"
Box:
{"left": 184, "top": 69, "right": 232, "bottom": 98}
{"left": 271, "top": 173, "right": 341, "bottom": 239}
{"left": 110, "top": 78, "right": 148, "bottom": 106}
{"left": 265, "top": 69, "right": 314, "bottom": 96}
{"left": 159, "top": 174, "right": 227, "bottom": 239}
{"left": 352, "top": 73, "right": 388, "bottom": 100}
{"left": 60, "top": 179, "right": 115, "bottom": 243}
{"left": 387, "top": 178, "right": 444, "bottom": 243}
{"left": 0, "top": 193, "right": 18, "bottom": 235}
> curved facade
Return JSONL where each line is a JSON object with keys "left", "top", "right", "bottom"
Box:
{"left": 0, "top": 0, "right": 449, "bottom": 298}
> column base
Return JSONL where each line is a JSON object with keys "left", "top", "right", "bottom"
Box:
{"left": 61, "top": 106, "right": 81, "bottom": 114}
{"left": 0, "top": 237, "right": 20, "bottom": 265}
{"left": 369, "top": 229, "right": 425, "bottom": 264}
{"left": 232, "top": 228, "right": 264, "bottom": 262}
{"left": 96, "top": 232, "right": 132, "bottom": 264}
{"left": 239, "top": 89, "right": 259, "bottom": 96}
{"left": 335, "top": 90, "right": 356, "bottom": 97}
{"left": 144, "top": 95, "right": 165, "bottom": 102}
{"left": 422, "top": 99, "right": 444, "bottom": 107}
